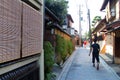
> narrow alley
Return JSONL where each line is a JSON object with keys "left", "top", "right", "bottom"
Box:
{"left": 57, "top": 47, "right": 120, "bottom": 80}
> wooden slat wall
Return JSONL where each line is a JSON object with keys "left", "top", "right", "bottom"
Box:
{"left": 0, "top": 0, "right": 21, "bottom": 63}
{"left": 22, "top": 3, "right": 42, "bottom": 57}
{"left": 115, "top": 30, "right": 120, "bottom": 37}
{"left": 0, "top": 0, "right": 42, "bottom": 63}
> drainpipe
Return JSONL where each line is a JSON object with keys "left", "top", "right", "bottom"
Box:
{"left": 39, "top": 0, "right": 44, "bottom": 80}
{"left": 39, "top": 49, "right": 44, "bottom": 80}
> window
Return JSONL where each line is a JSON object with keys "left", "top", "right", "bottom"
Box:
{"left": 110, "top": 0, "right": 116, "bottom": 18}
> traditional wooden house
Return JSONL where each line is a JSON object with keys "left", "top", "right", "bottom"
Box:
{"left": 101, "top": 0, "right": 120, "bottom": 63}
{"left": 74, "top": 30, "right": 80, "bottom": 45}
{"left": 45, "top": 7, "right": 71, "bottom": 47}
{"left": 92, "top": 18, "right": 106, "bottom": 54}
{"left": 0, "top": 0, "right": 44, "bottom": 80}
{"left": 45, "top": 7, "right": 71, "bottom": 61}
{"left": 66, "top": 14, "right": 79, "bottom": 48}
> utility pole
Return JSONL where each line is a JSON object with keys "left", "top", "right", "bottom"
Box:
{"left": 88, "top": 9, "right": 92, "bottom": 46}
{"left": 84, "top": 0, "right": 92, "bottom": 46}
{"left": 79, "top": 5, "right": 82, "bottom": 47}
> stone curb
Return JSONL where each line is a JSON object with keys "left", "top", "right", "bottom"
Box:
{"left": 100, "top": 56, "right": 120, "bottom": 80}
{"left": 56, "top": 50, "right": 77, "bottom": 80}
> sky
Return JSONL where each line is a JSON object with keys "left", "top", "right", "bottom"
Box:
{"left": 67, "top": 0, "right": 105, "bottom": 35}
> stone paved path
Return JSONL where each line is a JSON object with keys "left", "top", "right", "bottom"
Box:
{"left": 57, "top": 47, "right": 120, "bottom": 80}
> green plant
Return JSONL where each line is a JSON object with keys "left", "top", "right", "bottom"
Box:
{"left": 55, "top": 35, "right": 74, "bottom": 64}
{"left": 45, "top": 72, "right": 56, "bottom": 80}
{"left": 67, "top": 40, "right": 73, "bottom": 55}
{"left": 61, "top": 38, "right": 67, "bottom": 62}
{"left": 92, "top": 16, "right": 101, "bottom": 27}
{"left": 55, "top": 35, "right": 63, "bottom": 65}
{"left": 44, "top": 41, "right": 54, "bottom": 79}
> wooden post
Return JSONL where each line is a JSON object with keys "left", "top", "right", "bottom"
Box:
{"left": 112, "top": 32, "right": 115, "bottom": 63}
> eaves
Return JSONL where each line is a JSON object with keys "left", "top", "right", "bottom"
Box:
{"left": 45, "top": 7, "right": 60, "bottom": 22}
{"left": 100, "top": 0, "right": 110, "bottom": 11}
{"left": 92, "top": 19, "right": 106, "bottom": 33}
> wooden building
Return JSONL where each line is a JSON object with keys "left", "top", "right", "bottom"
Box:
{"left": 0, "top": 0, "right": 44, "bottom": 80}
{"left": 101, "top": 0, "right": 120, "bottom": 63}
{"left": 45, "top": 7, "right": 71, "bottom": 47}
{"left": 92, "top": 18, "right": 107, "bottom": 54}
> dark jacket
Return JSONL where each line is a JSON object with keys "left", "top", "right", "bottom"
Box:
{"left": 91, "top": 43, "right": 100, "bottom": 54}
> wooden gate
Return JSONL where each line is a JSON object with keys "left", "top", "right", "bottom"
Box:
{"left": 115, "top": 30, "right": 120, "bottom": 58}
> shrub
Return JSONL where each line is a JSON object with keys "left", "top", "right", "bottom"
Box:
{"left": 67, "top": 40, "right": 74, "bottom": 55}
{"left": 44, "top": 41, "right": 54, "bottom": 79}
{"left": 55, "top": 35, "right": 63, "bottom": 65}
{"left": 55, "top": 35, "right": 74, "bottom": 64}
{"left": 61, "top": 38, "right": 67, "bottom": 62}
{"left": 45, "top": 72, "right": 56, "bottom": 80}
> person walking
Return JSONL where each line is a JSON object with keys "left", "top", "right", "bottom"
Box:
{"left": 89, "top": 39, "right": 100, "bottom": 70}
{"left": 83, "top": 40, "right": 87, "bottom": 48}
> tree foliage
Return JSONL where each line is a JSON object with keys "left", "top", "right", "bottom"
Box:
{"left": 82, "top": 31, "right": 89, "bottom": 40}
{"left": 92, "top": 16, "right": 101, "bottom": 27}
{"left": 45, "top": 0, "right": 68, "bottom": 25}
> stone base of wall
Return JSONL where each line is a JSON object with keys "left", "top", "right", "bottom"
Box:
{"left": 115, "top": 57, "right": 120, "bottom": 64}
